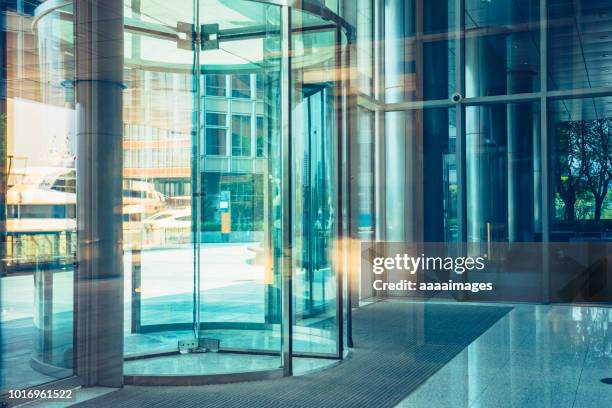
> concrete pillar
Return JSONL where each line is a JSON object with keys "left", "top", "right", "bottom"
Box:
{"left": 74, "top": 0, "right": 124, "bottom": 388}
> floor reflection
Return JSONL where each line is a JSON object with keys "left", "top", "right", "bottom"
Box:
{"left": 397, "top": 303, "right": 612, "bottom": 408}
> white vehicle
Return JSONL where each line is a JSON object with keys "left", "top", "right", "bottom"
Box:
{"left": 143, "top": 208, "right": 191, "bottom": 229}
{"left": 123, "top": 179, "right": 166, "bottom": 217}
{"left": 142, "top": 208, "right": 192, "bottom": 247}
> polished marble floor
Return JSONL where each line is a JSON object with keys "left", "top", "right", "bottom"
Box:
{"left": 396, "top": 302, "right": 612, "bottom": 408}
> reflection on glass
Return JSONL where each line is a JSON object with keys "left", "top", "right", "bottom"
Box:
{"left": 292, "top": 16, "right": 340, "bottom": 355}
{"left": 463, "top": 103, "right": 542, "bottom": 302}
{"left": 466, "top": 102, "right": 540, "bottom": 246}
{"left": 231, "top": 115, "right": 252, "bottom": 157}
{"left": 356, "top": 108, "right": 375, "bottom": 236}
{"left": 1, "top": 2, "right": 75, "bottom": 392}
{"left": 549, "top": 97, "right": 612, "bottom": 226}
{"left": 423, "top": 108, "right": 457, "bottom": 242}
{"left": 122, "top": 25, "right": 195, "bottom": 356}
{"left": 384, "top": 0, "right": 455, "bottom": 103}
{"left": 465, "top": 0, "right": 540, "bottom": 97}
{"left": 205, "top": 74, "right": 226, "bottom": 96}
{"left": 549, "top": 0, "right": 612, "bottom": 90}
{"left": 196, "top": 0, "right": 283, "bottom": 365}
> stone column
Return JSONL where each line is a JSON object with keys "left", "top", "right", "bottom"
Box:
{"left": 74, "top": 0, "right": 124, "bottom": 387}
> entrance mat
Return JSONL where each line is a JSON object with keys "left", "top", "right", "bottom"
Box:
{"left": 76, "top": 301, "right": 512, "bottom": 408}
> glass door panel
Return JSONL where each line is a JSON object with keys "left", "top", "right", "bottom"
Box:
{"left": 291, "top": 15, "right": 341, "bottom": 356}
{"left": 122, "top": 0, "right": 197, "bottom": 356}
{"left": 195, "top": 0, "right": 283, "bottom": 365}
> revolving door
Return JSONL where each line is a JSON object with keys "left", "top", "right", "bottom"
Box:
{"left": 33, "top": 0, "right": 352, "bottom": 384}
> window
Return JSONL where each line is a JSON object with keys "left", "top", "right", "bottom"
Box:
{"left": 205, "top": 112, "right": 227, "bottom": 155}
{"left": 49, "top": 170, "right": 76, "bottom": 194}
{"left": 8, "top": 204, "right": 76, "bottom": 219}
{"left": 232, "top": 74, "right": 251, "bottom": 98}
{"left": 256, "top": 116, "right": 265, "bottom": 157}
{"left": 232, "top": 115, "right": 252, "bottom": 157}
{"left": 206, "top": 112, "right": 226, "bottom": 126}
{"left": 205, "top": 74, "right": 226, "bottom": 96}
{"left": 206, "top": 128, "right": 227, "bottom": 155}
{"left": 255, "top": 74, "right": 264, "bottom": 99}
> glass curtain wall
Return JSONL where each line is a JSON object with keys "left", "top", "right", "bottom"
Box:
{"left": 371, "top": 0, "right": 612, "bottom": 303}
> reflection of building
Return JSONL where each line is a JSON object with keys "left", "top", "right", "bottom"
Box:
{"left": 123, "top": 72, "right": 268, "bottom": 240}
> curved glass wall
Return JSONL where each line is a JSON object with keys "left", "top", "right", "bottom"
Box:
{"left": 15, "top": 0, "right": 352, "bottom": 385}
{"left": 0, "top": 1, "right": 76, "bottom": 393}
{"left": 291, "top": 17, "right": 341, "bottom": 355}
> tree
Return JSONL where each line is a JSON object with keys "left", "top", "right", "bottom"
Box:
{"left": 554, "top": 121, "right": 584, "bottom": 221}
{"left": 580, "top": 118, "right": 612, "bottom": 220}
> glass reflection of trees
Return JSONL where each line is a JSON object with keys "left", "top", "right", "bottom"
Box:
{"left": 554, "top": 118, "right": 612, "bottom": 221}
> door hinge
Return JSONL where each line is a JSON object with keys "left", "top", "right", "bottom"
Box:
{"left": 177, "top": 22, "right": 195, "bottom": 51}
{"left": 201, "top": 24, "right": 219, "bottom": 51}
{"left": 176, "top": 22, "right": 219, "bottom": 51}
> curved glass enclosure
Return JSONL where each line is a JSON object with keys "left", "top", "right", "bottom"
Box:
{"left": 30, "top": 0, "right": 352, "bottom": 384}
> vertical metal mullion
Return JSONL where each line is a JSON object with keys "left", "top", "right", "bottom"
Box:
{"left": 334, "top": 26, "right": 344, "bottom": 359}
{"left": 280, "top": 5, "right": 293, "bottom": 376}
{"left": 372, "top": 0, "right": 386, "bottom": 241}
{"left": 345, "top": 28, "right": 355, "bottom": 348}
{"left": 540, "top": 0, "right": 550, "bottom": 303}
{"left": 192, "top": 0, "right": 202, "bottom": 339}
{"left": 455, "top": 0, "right": 467, "bottom": 246}
{"left": 454, "top": 0, "right": 467, "bottom": 302}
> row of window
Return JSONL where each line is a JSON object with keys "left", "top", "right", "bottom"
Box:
{"left": 205, "top": 74, "right": 264, "bottom": 99}
{"left": 125, "top": 70, "right": 264, "bottom": 99}
{"left": 8, "top": 204, "right": 76, "bottom": 220}
{"left": 124, "top": 124, "right": 185, "bottom": 141}
{"left": 124, "top": 147, "right": 191, "bottom": 168}
{"left": 123, "top": 113, "right": 265, "bottom": 167}
{"left": 206, "top": 114, "right": 265, "bottom": 157}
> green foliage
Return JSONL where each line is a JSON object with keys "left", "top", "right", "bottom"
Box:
{"left": 554, "top": 118, "right": 612, "bottom": 221}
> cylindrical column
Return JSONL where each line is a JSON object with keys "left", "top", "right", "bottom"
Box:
{"left": 384, "top": 0, "right": 414, "bottom": 242}
{"left": 422, "top": 0, "right": 449, "bottom": 242}
{"left": 465, "top": 18, "right": 508, "bottom": 245}
{"left": 506, "top": 30, "right": 537, "bottom": 242}
{"left": 74, "top": 0, "right": 124, "bottom": 388}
